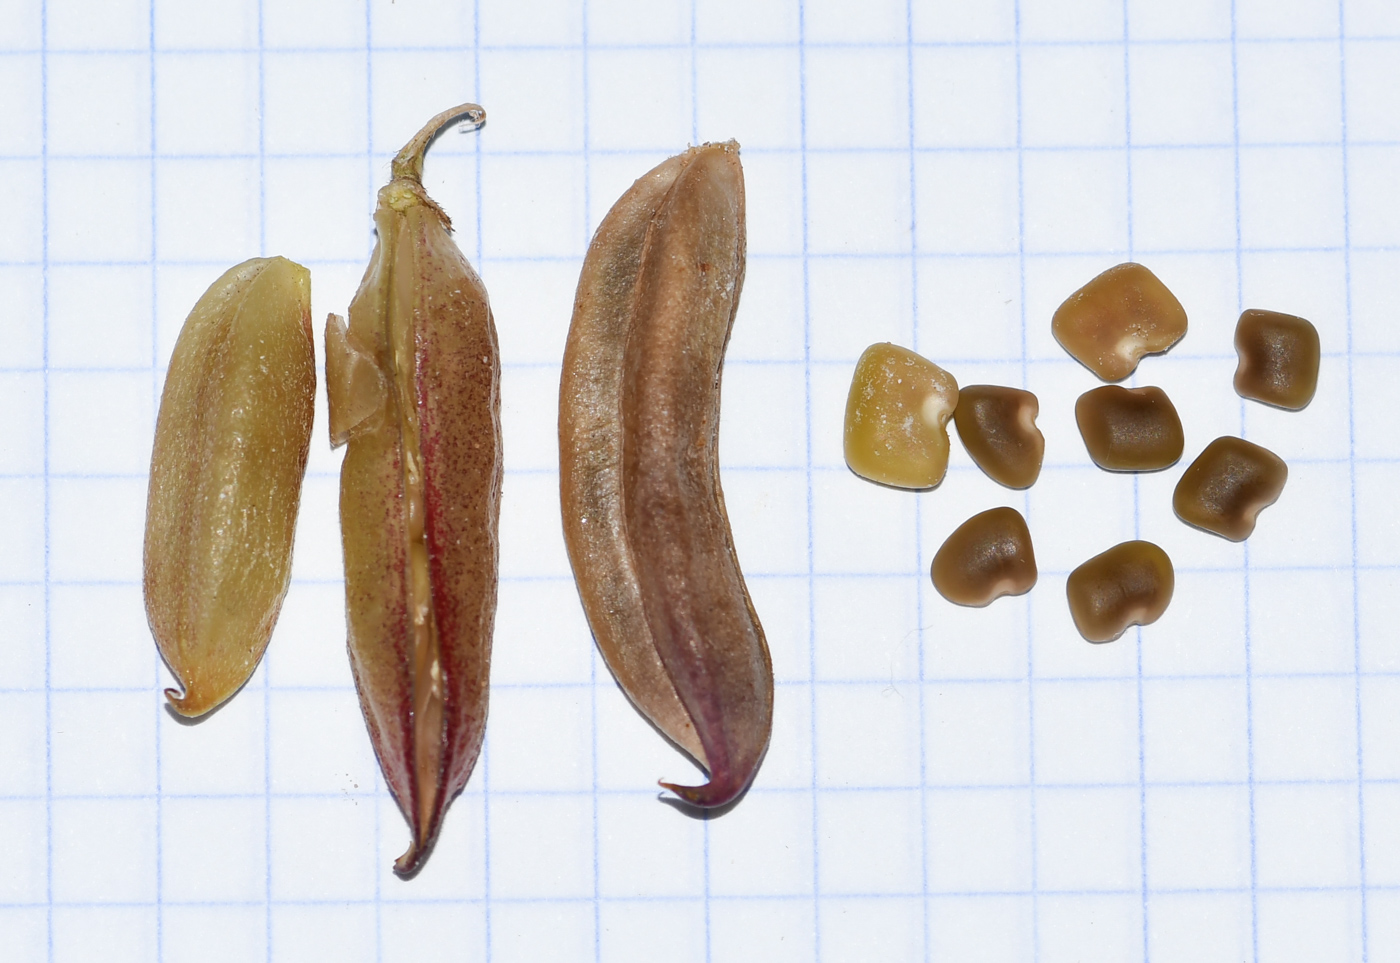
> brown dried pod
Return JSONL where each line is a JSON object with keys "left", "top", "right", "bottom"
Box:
{"left": 559, "top": 142, "right": 771, "bottom": 808}
{"left": 844, "top": 343, "right": 960, "bottom": 489}
{"left": 144, "top": 257, "right": 315, "bottom": 718}
{"left": 931, "top": 507, "right": 1037, "bottom": 607}
{"left": 326, "top": 104, "right": 500, "bottom": 876}
{"left": 952, "top": 385, "right": 1044, "bottom": 489}
{"left": 1052, "top": 262, "right": 1187, "bottom": 382}
{"left": 1173, "top": 436, "right": 1287, "bottom": 541}
{"left": 1066, "top": 540, "right": 1174, "bottom": 643}
{"left": 1074, "top": 384, "right": 1184, "bottom": 472}
{"left": 1233, "top": 309, "right": 1320, "bottom": 410}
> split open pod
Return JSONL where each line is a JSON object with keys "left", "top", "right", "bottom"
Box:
{"left": 326, "top": 104, "right": 500, "bottom": 876}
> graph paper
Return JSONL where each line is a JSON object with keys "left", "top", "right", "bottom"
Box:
{"left": 3, "top": 0, "right": 1399, "bottom": 959}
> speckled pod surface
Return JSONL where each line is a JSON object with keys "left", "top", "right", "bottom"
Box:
{"left": 326, "top": 105, "right": 501, "bottom": 876}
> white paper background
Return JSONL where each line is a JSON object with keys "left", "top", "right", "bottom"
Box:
{"left": 3, "top": 0, "right": 1400, "bottom": 960}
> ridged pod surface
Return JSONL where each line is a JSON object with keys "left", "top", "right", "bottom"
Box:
{"left": 144, "top": 256, "right": 315, "bottom": 718}
{"left": 326, "top": 104, "right": 501, "bottom": 876}
{"left": 560, "top": 142, "right": 772, "bottom": 808}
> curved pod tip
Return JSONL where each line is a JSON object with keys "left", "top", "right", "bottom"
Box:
{"left": 145, "top": 255, "right": 315, "bottom": 721}
{"left": 560, "top": 142, "right": 772, "bottom": 813}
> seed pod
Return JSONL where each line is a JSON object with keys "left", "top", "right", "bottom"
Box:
{"left": 144, "top": 257, "right": 314, "bottom": 718}
{"left": 560, "top": 142, "right": 772, "bottom": 808}
{"left": 326, "top": 104, "right": 500, "bottom": 876}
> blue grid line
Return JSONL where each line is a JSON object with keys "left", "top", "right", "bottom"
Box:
{"left": 1011, "top": 3, "right": 1041, "bottom": 958}
{"left": 795, "top": 2, "right": 821, "bottom": 957}
{"left": 1339, "top": 0, "right": 1372, "bottom": 957}
{"left": 578, "top": 2, "right": 601, "bottom": 960}
{"left": 11, "top": 242, "right": 1400, "bottom": 270}
{"left": 147, "top": 0, "right": 163, "bottom": 956}
{"left": 19, "top": 137, "right": 1400, "bottom": 162}
{"left": 904, "top": 0, "right": 932, "bottom": 955}
{"left": 255, "top": 0, "right": 273, "bottom": 957}
{"left": 12, "top": 242, "right": 1400, "bottom": 270}
{"left": 2, "top": 879, "right": 1396, "bottom": 914}
{"left": 472, "top": 5, "right": 495, "bottom": 957}
{"left": 686, "top": 8, "right": 715, "bottom": 960}
{"left": 20, "top": 663, "right": 1400, "bottom": 695}
{"left": 3, "top": 878, "right": 1393, "bottom": 913}
{"left": 1228, "top": 5, "right": 1263, "bottom": 959}
{"left": 13, "top": 771, "right": 1400, "bottom": 803}
{"left": 13, "top": 33, "right": 1400, "bottom": 57}
{"left": 579, "top": 1, "right": 602, "bottom": 957}
{"left": 1120, "top": 1, "right": 1152, "bottom": 954}
{"left": 40, "top": 0, "right": 53, "bottom": 957}
{"left": 361, "top": 3, "right": 382, "bottom": 961}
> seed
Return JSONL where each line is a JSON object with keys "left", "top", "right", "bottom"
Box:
{"left": 1066, "top": 540, "right": 1174, "bottom": 643}
{"left": 326, "top": 104, "right": 500, "bottom": 876}
{"left": 1052, "top": 262, "right": 1187, "bottom": 382}
{"left": 952, "top": 385, "right": 1044, "bottom": 489}
{"left": 144, "top": 256, "right": 315, "bottom": 718}
{"left": 559, "top": 142, "right": 771, "bottom": 808}
{"left": 1233, "top": 309, "right": 1320, "bottom": 410}
{"left": 1075, "top": 384, "right": 1184, "bottom": 471}
{"left": 1173, "top": 436, "right": 1287, "bottom": 541}
{"left": 844, "top": 342, "right": 959, "bottom": 489}
{"left": 931, "top": 507, "right": 1037, "bottom": 607}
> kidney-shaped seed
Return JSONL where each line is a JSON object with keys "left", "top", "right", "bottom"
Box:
{"left": 1066, "top": 540, "right": 1175, "bottom": 643}
{"left": 932, "top": 507, "right": 1038, "bottom": 607}
{"left": 1052, "top": 263, "right": 1187, "bottom": 382}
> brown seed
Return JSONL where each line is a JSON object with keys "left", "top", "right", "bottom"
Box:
{"left": 1066, "top": 540, "right": 1174, "bottom": 643}
{"left": 326, "top": 104, "right": 500, "bottom": 877}
{"left": 931, "top": 507, "right": 1037, "bottom": 607}
{"left": 144, "top": 256, "right": 315, "bottom": 718}
{"left": 952, "top": 385, "right": 1044, "bottom": 489}
{"left": 1074, "top": 384, "right": 1184, "bottom": 472}
{"left": 560, "top": 142, "right": 772, "bottom": 809}
{"left": 844, "top": 342, "right": 959, "bottom": 489}
{"left": 1173, "top": 436, "right": 1287, "bottom": 541}
{"left": 1052, "top": 262, "right": 1187, "bottom": 382}
{"left": 1233, "top": 309, "right": 1320, "bottom": 410}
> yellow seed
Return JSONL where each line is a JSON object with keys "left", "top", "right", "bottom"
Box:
{"left": 844, "top": 342, "right": 959, "bottom": 489}
{"left": 144, "top": 256, "right": 315, "bottom": 718}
